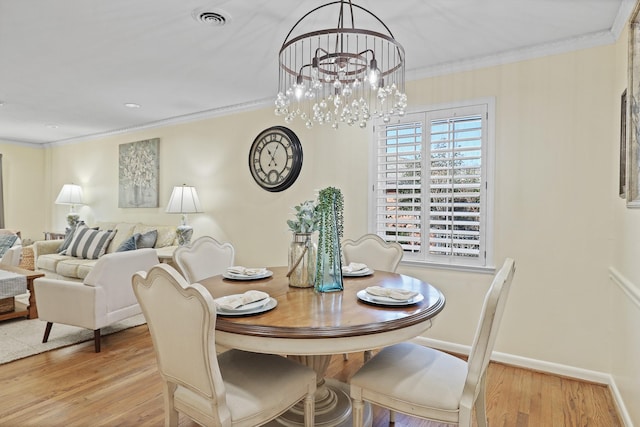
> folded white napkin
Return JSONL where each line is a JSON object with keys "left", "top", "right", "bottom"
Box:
{"left": 342, "top": 262, "right": 368, "bottom": 273}
{"left": 227, "top": 266, "right": 268, "bottom": 276}
{"left": 215, "top": 290, "right": 269, "bottom": 310}
{"left": 365, "top": 286, "right": 419, "bottom": 301}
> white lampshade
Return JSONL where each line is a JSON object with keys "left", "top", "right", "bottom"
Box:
{"left": 55, "top": 184, "right": 84, "bottom": 206}
{"left": 166, "top": 185, "right": 202, "bottom": 214}
{"left": 166, "top": 185, "right": 202, "bottom": 246}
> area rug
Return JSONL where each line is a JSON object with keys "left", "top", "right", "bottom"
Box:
{"left": 0, "top": 313, "right": 146, "bottom": 364}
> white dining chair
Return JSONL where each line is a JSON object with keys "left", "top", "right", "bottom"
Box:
{"left": 342, "top": 234, "right": 403, "bottom": 273}
{"left": 132, "top": 263, "right": 316, "bottom": 427}
{"left": 172, "top": 235, "right": 235, "bottom": 283}
{"left": 350, "top": 258, "right": 516, "bottom": 427}
{"left": 341, "top": 233, "right": 403, "bottom": 361}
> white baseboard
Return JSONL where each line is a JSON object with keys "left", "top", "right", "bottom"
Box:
{"left": 410, "top": 336, "right": 633, "bottom": 427}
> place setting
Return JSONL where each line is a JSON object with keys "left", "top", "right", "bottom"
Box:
{"left": 356, "top": 285, "right": 424, "bottom": 306}
{"left": 214, "top": 289, "right": 277, "bottom": 316}
{"left": 222, "top": 266, "right": 273, "bottom": 281}
{"left": 342, "top": 262, "right": 373, "bottom": 277}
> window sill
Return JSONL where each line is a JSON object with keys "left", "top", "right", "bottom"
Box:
{"left": 400, "top": 259, "right": 496, "bottom": 275}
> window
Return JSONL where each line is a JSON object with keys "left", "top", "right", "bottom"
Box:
{"left": 370, "top": 99, "right": 494, "bottom": 269}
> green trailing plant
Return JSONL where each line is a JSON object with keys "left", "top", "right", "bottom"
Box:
{"left": 316, "top": 186, "right": 344, "bottom": 270}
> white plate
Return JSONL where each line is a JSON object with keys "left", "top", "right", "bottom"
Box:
{"left": 342, "top": 268, "right": 373, "bottom": 277}
{"left": 222, "top": 270, "right": 273, "bottom": 281}
{"left": 215, "top": 295, "right": 270, "bottom": 313}
{"left": 356, "top": 289, "right": 424, "bottom": 306}
{"left": 217, "top": 297, "right": 277, "bottom": 316}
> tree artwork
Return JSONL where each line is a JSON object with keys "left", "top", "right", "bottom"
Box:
{"left": 118, "top": 138, "right": 159, "bottom": 208}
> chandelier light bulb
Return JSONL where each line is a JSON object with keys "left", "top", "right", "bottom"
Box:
{"left": 276, "top": 0, "right": 406, "bottom": 129}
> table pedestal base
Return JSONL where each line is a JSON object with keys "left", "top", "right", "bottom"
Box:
{"left": 266, "top": 379, "right": 371, "bottom": 427}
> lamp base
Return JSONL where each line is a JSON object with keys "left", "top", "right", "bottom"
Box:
{"left": 176, "top": 225, "right": 193, "bottom": 246}
{"left": 66, "top": 213, "right": 80, "bottom": 228}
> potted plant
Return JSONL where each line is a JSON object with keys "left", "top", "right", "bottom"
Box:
{"left": 286, "top": 200, "right": 319, "bottom": 288}
{"left": 315, "top": 187, "right": 344, "bottom": 292}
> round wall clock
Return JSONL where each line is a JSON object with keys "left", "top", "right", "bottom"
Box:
{"left": 248, "top": 126, "right": 303, "bottom": 192}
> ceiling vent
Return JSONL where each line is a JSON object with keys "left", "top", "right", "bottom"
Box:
{"left": 192, "top": 9, "right": 229, "bottom": 27}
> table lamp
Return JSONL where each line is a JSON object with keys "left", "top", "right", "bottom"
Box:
{"left": 55, "top": 184, "right": 84, "bottom": 227}
{"left": 166, "top": 184, "right": 202, "bottom": 245}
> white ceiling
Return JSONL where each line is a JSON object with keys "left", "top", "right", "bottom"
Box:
{"left": 0, "top": 0, "right": 634, "bottom": 146}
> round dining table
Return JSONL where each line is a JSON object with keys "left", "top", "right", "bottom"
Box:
{"left": 199, "top": 266, "right": 445, "bottom": 427}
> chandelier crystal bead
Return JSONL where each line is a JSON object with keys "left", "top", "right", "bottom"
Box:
{"left": 276, "top": 0, "right": 407, "bottom": 129}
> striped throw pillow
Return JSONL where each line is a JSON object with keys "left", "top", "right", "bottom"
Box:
{"left": 64, "top": 226, "right": 117, "bottom": 259}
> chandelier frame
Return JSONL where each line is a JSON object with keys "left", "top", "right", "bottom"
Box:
{"left": 275, "top": 0, "right": 407, "bottom": 129}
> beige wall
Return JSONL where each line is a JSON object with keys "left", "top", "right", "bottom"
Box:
{"left": 5, "top": 23, "right": 637, "bottom": 424}
{"left": 0, "top": 142, "right": 46, "bottom": 241}
{"left": 611, "top": 18, "right": 640, "bottom": 425}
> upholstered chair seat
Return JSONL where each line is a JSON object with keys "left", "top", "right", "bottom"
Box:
{"left": 350, "top": 258, "right": 516, "bottom": 427}
{"left": 132, "top": 264, "right": 316, "bottom": 426}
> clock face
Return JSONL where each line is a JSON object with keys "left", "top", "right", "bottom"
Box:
{"left": 249, "top": 126, "right": 303, "bottom": 192}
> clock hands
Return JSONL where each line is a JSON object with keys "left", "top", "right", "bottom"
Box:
{"left": 267, "top": 144, "right": 280, "bottom": 167}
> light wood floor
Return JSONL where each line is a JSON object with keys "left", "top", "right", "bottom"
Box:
{"left": 0, "top": 325, "right": 622, "bottom": 426}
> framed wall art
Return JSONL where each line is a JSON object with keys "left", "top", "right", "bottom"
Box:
{"left": 118, "top": 138, "right": 159, "bottom": 208}
{"left": 628, "top": 11, "right": 640, "bottom": 207}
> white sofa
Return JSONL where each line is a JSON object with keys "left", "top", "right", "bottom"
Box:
{"left": 34, "top": 248, "right": 159, "bottom": 352}
{"left": 33, "top": 222, "right": 179, "bottom": 281}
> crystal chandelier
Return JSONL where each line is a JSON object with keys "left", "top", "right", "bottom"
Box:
{"left": 275, "top": 0, "right": 407, "bottom": 129}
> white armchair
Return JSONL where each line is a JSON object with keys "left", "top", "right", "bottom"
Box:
{"left": 33, "top": 248, "right": 159, "bottom": 352}
{"left": 0, "top": 246, "right": 22, "bottom": 267}
{"left": 0, "top": 229, "right": 22, "bottom": 267}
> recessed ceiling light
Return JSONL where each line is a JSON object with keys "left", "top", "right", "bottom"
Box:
{"left": 124, "top": 103, "right": 141, "bottom": 108}
{"left": 45, "top": 124, "right": 59, "bottom": 129}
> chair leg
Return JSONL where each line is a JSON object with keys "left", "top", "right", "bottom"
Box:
{"left": 303, "top": 391, "right": 315, "bottom": 427}
{"left": 42, "top": 322, "right": 53, "bottom": 343}
{"left": 474, "top": 374, "right": 488, "bottom": 427}
{"left": 93, "top": 329, "right": 101, "bottom": 353}
{"left": 164, "top": 382, "right": 179, "bottom": 427}
{"left": 389, "top": 410, "right": 396, "bottom": 424}
{"left": 352, "top": 398, "right": 365, "bottom": 427}
{"left": 363, "top": 350, "right": 373, "bottom": 362}
{"left": 343, "top": 353, "right": 349, "bottom": 361}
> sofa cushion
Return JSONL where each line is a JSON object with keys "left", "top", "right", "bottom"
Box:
{"left": 134, "top": 224, "right": 176, "bottom": 248}
{"left": 104, "top": 222, "right": 137, "bottom": 254}
{"left": 65, "top": 227, "right": 117, "bottom": 259}
{"left": 36, "top": 253, "right": 74, "bottom": 272}
{"left": 116, "top": 234, "right": 138, "bottom": 252}
{"left": 77, "top": 260, "right": 99, "bottom": 280}
{"left": 56, "top": 257, "right": 98, "bottom": 279}
{"left": 57, "top": 221, "right": 85, "bottom": 253}
{"left": 0, "top": 234, "right": 17, "bottom": 257}
{"left": 136, "top": 230, "right": 157, "bottom": 248}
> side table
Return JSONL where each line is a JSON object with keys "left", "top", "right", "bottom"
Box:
{"left": 44, "top": 231, "right": 65, "bottom": 240}
{"left": 0, "top": 265, "right": 44, "bottom": 321}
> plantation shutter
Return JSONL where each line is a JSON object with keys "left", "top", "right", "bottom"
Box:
{"left": 372, "top": 103, "right": 488, "bottom": 267}
{"left": 427, "top": 106, "right": 486, "bottom": 263}
{"left": 373, "top": 113, "right": 424, "bottom": 254}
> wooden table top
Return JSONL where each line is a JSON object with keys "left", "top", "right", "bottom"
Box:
{"left": 0, "top": 265, "right": 44, "bottom": 280}
{"left": 199, "top": 266, "right": 445, "bottom": 340}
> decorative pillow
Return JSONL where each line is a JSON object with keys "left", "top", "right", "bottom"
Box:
{"left": 154, "top": 226, "right": 178, "bottom": 247}
{"left": 136, "top": 230, "right": 157, "bottom": 249}
{"left": 64, "top": 226, "right": 117, "bottom": 259}
{"left": 116, "top": 234, "right": 139, "bottom": 252}
{"left": 57, "top": 221, "right": 85, "bottom": 253}
{"left": 0, "top": 234, "right": 18, "bottom": 257}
